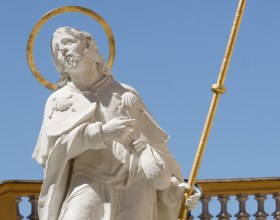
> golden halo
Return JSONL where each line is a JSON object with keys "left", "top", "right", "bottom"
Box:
{"left": 27, "top": 6, "right": 115, "bottom": 91}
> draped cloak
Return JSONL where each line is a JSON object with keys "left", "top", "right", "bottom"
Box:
{"left": 32, "top": 77, "right": 184, "bottom": 220}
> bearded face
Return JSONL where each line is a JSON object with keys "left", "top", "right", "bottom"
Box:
{"left": 61, "top": 48, "right": 83, "bottom": 70}
{"left": 52, "top": 31, "right": 88, "bottom": 73}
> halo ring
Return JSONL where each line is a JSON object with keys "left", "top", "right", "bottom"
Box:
{"left": 27, "top": 6, "right": 115, "bottom": 91}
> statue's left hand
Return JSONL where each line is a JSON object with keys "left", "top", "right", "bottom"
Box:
{"left": 178, "top": 183, "right": 201, "bottom": 211}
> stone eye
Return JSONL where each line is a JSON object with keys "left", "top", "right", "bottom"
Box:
{"left": 61, "top": 38, "right": 76, "bottom": 45}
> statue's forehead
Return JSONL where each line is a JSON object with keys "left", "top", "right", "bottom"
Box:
{"left": 53, "top": 32, "right": 77, "bottom": 42}
{"left": 52, "top": 34, "right": 79, "bottom": 49}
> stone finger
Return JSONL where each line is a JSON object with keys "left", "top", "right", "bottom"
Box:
{"left": 115, "top": 116, "right": 128, "bottom": 120}
{"left": 121, "top": 119, "right": 136, "bottom": 125}
{"left": 117, "top": 125, "right": 126, "bottom": 130}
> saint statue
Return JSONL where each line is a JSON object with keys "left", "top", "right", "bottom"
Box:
{"left": 32, "top": 27, "right": 200, "bottom": 220}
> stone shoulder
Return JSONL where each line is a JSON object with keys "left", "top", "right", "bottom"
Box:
{"left": 46, "top": 87, "right": 67, "bottom": 102}
{"left": 43, "top": 86, "right": 70, "bottom": 114}
{"left": 120, "top": 83, "right": 141, "bottom": 97}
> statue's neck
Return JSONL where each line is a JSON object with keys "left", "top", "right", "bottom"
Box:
{"left": 67, "top": 73, "right": 107, "bottom": 92}
{"left": 68, "top": 69, "right": 105, "bottom": 91}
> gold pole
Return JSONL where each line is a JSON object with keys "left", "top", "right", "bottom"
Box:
{"left": 178, "top": 0, "right": 246, "bottom": 219}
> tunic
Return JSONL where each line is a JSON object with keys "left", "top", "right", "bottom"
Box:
{"left": 33, "top": 76, "right": 184, "bottom": 220}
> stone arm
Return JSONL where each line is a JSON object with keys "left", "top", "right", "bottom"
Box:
{"left": 56, "top": 116, "right": 135, "bottom": 160}
{"left": 56, "top": 122, "right": 107, "bottom": 160}
{"left": 34, "top": 116, "right": 135, "bottom": 169}
{"left": 33, "top": 121, "right": 106, "bottom": 169}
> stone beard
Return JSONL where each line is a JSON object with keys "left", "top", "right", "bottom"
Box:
{"left": 32, "top": 27, "right": 196, "bottom": 220}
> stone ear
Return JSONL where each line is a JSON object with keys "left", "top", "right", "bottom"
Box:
{"left": 85, "top": 38, "right": 91, "bottom": 49}
{"left": 52, "top": 43, "right": 59, "bottom": 67}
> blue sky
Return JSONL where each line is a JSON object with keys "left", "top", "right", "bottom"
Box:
{"left": 0, "top": 1, "right": 279, "bottom": 184}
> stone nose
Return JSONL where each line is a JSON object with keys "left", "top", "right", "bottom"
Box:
{"left": 59, "top": 45, "right": 69, "bottom": 55}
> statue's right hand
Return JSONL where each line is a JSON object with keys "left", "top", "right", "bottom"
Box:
{"left": 102, "top": 117, "right": 135, "bottom": 142}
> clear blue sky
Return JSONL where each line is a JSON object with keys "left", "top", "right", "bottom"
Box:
{"left": 0, "top": 1, "right": 279, "bottom": 183}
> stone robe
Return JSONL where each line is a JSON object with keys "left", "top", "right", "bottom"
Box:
{"left": 33, "top": 76, "right": 184, "bottom": 220}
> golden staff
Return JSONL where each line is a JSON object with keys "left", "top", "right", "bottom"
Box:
{"left": 178, "top": 0, "right": 247, "bottom": 219}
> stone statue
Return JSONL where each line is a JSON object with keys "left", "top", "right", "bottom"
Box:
{"left": 32, "top": 27, "right": 201, "bottom": 220}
